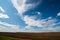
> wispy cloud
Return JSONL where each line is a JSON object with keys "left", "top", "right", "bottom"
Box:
{"left": 57, "top": 12, "right": 60, "bottom": 16}
{"left": 23, "top": 15, "right": 60, "bottom": 32}
{"left": 11, "top": 0, "right": 26, "bottom": 15}
{"left": 0, "top": 6, "right": 5, "bottom": 12}
{"left": 11, "top": 0, "right": 60, "bottom": 32}
{"left": 37, "top": 26, "right": 60, "bottom": 32}
{"left": 0, "top": 13, "right": 9, "bottom": 18}
{"left": 24, "top": 15, "right": 56, "bottom": 28}
{"left": 0, "top": 6, "right": 9, "bottom": 18}
{"left": 11, "top": 0, "right": 41, "bottom": 16}
{"left": 18, "top": 26, "right": 60, "bottom": 32}
{"left": 0, "top": 21, "right": 20, "bottom": 32}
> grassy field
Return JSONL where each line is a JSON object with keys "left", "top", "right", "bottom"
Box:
{"left": 0, "top": 36, "right": 30, "bottom": 40}
{"left": 0, "top": 32, "right": 60, "bottom": 40}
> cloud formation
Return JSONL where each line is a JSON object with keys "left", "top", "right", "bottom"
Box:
{"left": 11, "top": 0, "right": 40, "bottom": 16}
{"left": 0, "top": 21, "right": 20, "bottom": 32}
{"left": 11, "top": 0, "right": 60, "bottom": 32}
{"left": 0, "top": 13, "right": 9, "bottom": 18}
{"left": 0, "top": 6, "right": 9, "bottom": 18}
{"left": 24, "top": 15, "right": 56, "bottom": 28}
{"left": 57, "top": 12, "right": 60, "bottom": 16}
{"left": 0, "top": 6, "right": 5, "bottom": 12}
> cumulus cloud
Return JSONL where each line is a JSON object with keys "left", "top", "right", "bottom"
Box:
{"left": 0, "top": 21, "right": 20, "bottom": 32}
{"left": 0, "top": 6, "right": 5, "bottom": 12}
{"left": 57, "top": 12, "right": 60, "bottom": 16}
{"left": 0, "top": 13, "right": 9, "bottom": 18}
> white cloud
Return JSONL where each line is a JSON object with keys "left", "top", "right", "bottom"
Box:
{"left": 0, "top": 6, "right": 5, "bottom": 12}
{"left": 0, "top": 13, "right": 9, "bottom": 18}
{"left": 22, "top": 15, "right": 60, "bottom": 32}
{"left": 54, "top": 26, "right": 60, "bottom": 32}
{"left": 37, "top": 12, "right": 41, "bottom": 15}
{"left": 57, "top": 12, "right": 60, "bottom": 16}
{"left": 25, "top": 25, "right": 32, "bottom": 29}
{"left": 24, "top": 16, "right": 43, "bottom": 27}
{"left": 11, "top": 0, "right": 29, "bottom": 16}
{"left": 23, "top": 25, "right": 60, "bottom": 32}
{"left": 0, "top": 21, "right": 59, "bottom": 32}
{"left": 0, "top": 21, "right": 20, "bottom": 32}
{"left": 0, "top": 6, "right": 9, "bottom": 19}
{"left": 24, "top": 15, "right": 57, "bottom": 28}
{"left": 38, "top": 27, "right": 60, "bottom": 32}
{"left": 11, "top": 0, "right": 40, "bottom": 16}
{"left": 11, "top": 0, "right": 60, "bottom": 32}
{"left": 11, "top": 0, "right": 26, "bottom": 15}
{"left": 19, "top": 26, "right": 60, "bottom": 32}
{"left": 48, "top": 17, "right": 52, "bottom": 19}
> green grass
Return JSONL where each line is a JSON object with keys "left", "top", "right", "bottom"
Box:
{"left": 0, "top": 36, "right": 30, "bottom": 40}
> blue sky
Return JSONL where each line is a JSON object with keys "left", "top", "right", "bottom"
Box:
{"left": 0, "top": 0, "right": 60, "bottom": 32}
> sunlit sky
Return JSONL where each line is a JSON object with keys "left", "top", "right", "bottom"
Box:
{"left": 0, "top": 0, "right": 60, "bottom": 32}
